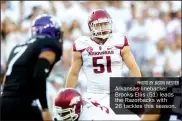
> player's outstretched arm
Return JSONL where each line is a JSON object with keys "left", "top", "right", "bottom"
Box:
{"left": 121, "top": 46, "right": 141, "bottom": 77}
{"left": 65, "top": 51, "right": 82, "bottom": 88}
{"left": 34, "top": 50, "right": 56, "bottom": 121}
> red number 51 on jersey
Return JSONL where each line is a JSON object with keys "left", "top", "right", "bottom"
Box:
{"left": 92, "top": 56, "right": 111, "bottom": 74}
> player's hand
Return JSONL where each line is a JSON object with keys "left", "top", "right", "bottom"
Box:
{"left": 42, "top": 109, "right": 52, "bottom": 121}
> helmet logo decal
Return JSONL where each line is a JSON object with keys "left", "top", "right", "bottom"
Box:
{"left": 69, "top": 96, "right": 81, "bottom": 106}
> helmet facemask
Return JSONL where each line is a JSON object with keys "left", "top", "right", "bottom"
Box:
{"left": 90, "top": 18, "right": 112, "bottom": 39}
{"left": 54, "top": 105, "right": 81, "bottom": 121}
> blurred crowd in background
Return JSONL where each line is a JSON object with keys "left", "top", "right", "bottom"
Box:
{"left": 1, "top": 1, "right": 181, "bottom": 115}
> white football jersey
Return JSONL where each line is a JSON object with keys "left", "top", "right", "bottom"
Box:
{"left": 73, "top": 33, "right": 129, "bottom": 94}
{"left": 78, "top": 99, "right": 115, "bottom": 120}
{"left": 78, "top": 99, "right": 140, "bottom": 121}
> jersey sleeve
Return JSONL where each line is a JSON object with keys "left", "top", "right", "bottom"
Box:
{"left": 114, "top": 34, "right": 129, "bottom": 49}
{"left": 73, "top": 37, "right": 87, "bottom": 53}
{"left": 119, "top": 34, "right": 129, "bottom": 47}
{"left": 124, "top": 36, "right": 129, "bottom": 46}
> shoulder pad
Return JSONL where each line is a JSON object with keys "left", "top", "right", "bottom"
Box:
{"left": 36, "top": 37, "right": 62, "bottom": 62}
{"left": 73, "top": 36, "right": 90, "bottom": 52}
{"left": 38, "top": 37, "right": 61, "bottom": 50}
{"left": 112, "top": 33, "right": 129, "bottom": 47}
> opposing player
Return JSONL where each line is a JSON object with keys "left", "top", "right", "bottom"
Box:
{"left": 1, "top": 14, "right": 63, "bottom": 120}
{"left": 65, "top": 9, "right": 141, "bottom": 108}
{"left": 54, "top": 88, "right": 140, "bottom": 121}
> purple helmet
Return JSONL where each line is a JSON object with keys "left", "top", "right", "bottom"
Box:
{"left": 31, "top": 14, "right": 63, "bottom": 41}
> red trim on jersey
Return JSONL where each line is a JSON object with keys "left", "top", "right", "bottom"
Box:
{"left": 114, "top": 45, "right": 122, "bottom": 57}
{"left": 102, "top": 38, "right": 107, "bottom": 45}
{"left": 115, "top": 36, "right": 129, "bottom": 51}
{"left": 115, "top": 46, "right": 123, "bottom": 49}
{"left": 124, "top": 36, "right": 129, "bottom": 46}
{"left": 73, "top": 43, "right": 76, "bottom": 51}
{"left": 115, "top": 36, "right": 129, "bottom": 57}
{"left": 73, "top": 43, "right": 86, "bottom": 53}
{"left": 79, "top": 48, "right": 86, "bottom": 53}
{"left": 115, "top": 36, "right": 129, "bottom": 49}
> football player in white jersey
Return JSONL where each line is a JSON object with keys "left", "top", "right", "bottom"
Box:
{"left": 54, "top": 88, "right": 140, "bottom": 121}
{"left": 65, "top": 9, "right": 141, "bottom": 112}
